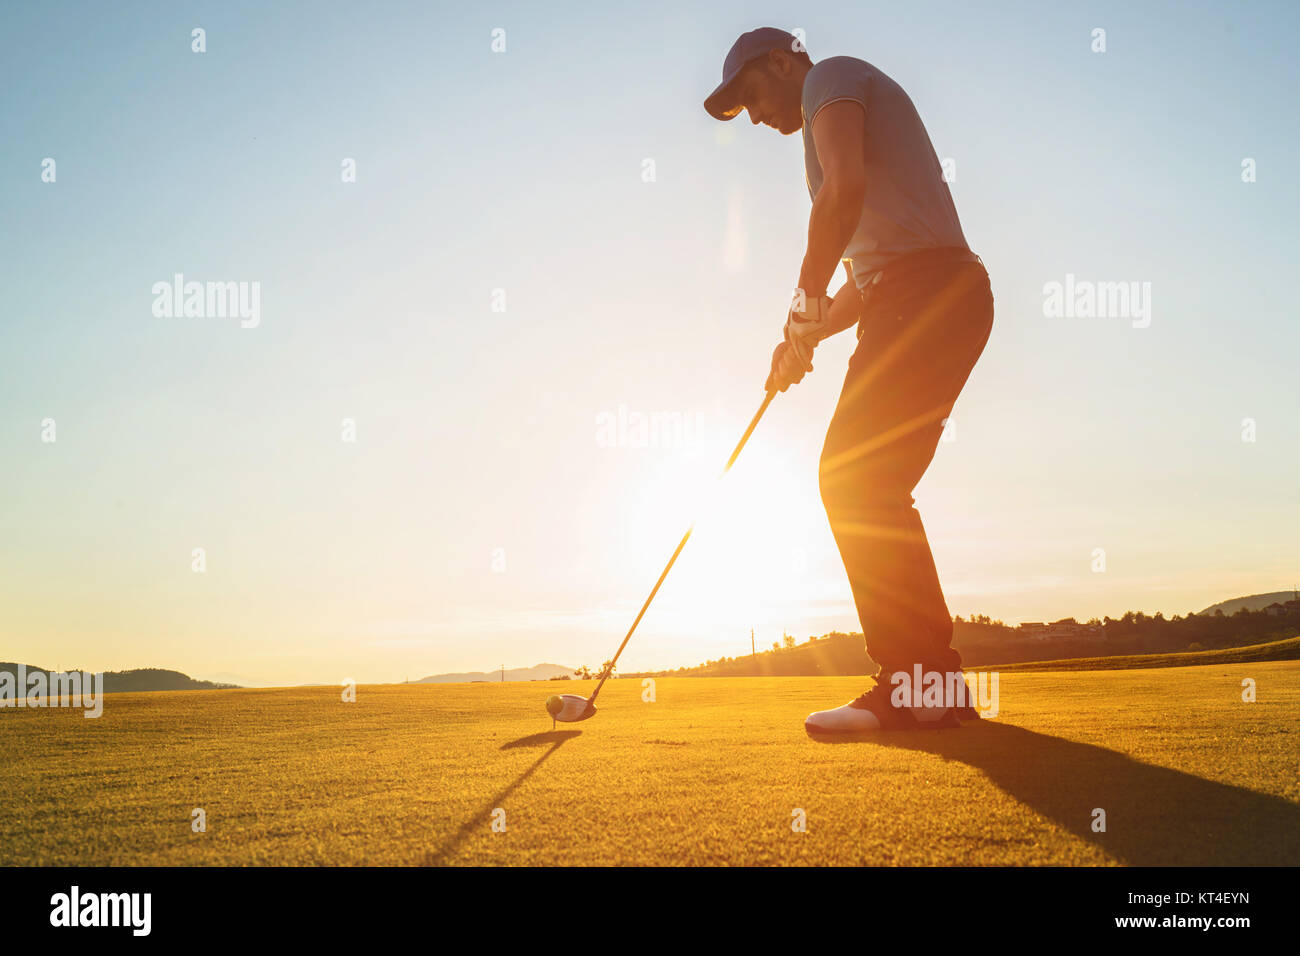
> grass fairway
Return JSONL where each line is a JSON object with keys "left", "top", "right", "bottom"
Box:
{"left": 2, "top": 662, "right": 1298, "bottom": 866}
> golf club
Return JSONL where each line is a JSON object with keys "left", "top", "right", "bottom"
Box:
{"left": 546, "top": 388, "right": 778, "bottom": 727}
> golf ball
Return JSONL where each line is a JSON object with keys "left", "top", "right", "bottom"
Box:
{"left": 545, "top": 695, "right": 563, "bottom": 716}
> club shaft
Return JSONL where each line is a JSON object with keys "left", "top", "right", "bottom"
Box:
{"left": 588, "top": 389, "right": 776, "bottom": 704}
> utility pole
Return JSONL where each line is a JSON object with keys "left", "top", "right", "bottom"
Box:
{"left": 750, "top": 628, "right": 756, "bottom": 658}
{"left": 500, "top": 664, "right": 505, "bottom": 683}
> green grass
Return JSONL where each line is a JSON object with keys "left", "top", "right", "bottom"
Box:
{"left": 2, "top": 661, "right": 1298, "bottom": 865}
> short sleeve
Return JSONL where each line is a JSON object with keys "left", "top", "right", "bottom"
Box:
{"left": 801, "top": 57, "right": 870, "bottom": 127}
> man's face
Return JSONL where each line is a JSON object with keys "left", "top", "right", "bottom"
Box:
{"left": 734, "top": 53, "right": 804, "bottom": 135}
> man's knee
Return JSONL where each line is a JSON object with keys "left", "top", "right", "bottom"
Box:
{"left": 819, "top": 454, "right": 909, "bottom": 514}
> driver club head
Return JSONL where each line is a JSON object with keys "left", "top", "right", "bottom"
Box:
{"left": 546, "top": 694, "right": 596, "bottom": 726}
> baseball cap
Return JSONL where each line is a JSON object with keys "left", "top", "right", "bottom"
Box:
{"left": 703, "top": 27, "right": 803, "bottom": 120}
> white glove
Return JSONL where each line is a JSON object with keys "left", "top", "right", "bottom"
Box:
{"left": 783, "top": 289, "right": 834, "bottom": 371}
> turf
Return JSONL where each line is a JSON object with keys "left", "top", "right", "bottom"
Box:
{"left": 2, "top": 662, "right": 1297, "bottom": 866}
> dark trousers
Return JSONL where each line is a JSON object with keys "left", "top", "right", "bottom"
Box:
{"left": 818, "top": 251, "right": 994, "bottom": 678}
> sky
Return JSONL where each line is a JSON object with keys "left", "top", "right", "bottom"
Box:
{"left": 3, "top": 1, "right": 1298, "bottom": 686}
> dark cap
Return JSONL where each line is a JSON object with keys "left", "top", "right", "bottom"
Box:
{"left": 703, "top": 27, "right": 803, "bottom": 120}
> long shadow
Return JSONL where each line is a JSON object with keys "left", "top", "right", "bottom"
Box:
{"left": 423, "top": 730, "right": 579, "bottom": 865}
{"left": 811, "top": 722, "right": 1298, "bottom": 865}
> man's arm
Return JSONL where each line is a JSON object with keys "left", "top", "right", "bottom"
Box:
{"left": 797, "top": 100, "right": 867, "bottom": 297}
{"left": 819, "top": 260, "right": 860, "bottom": 338}
{"left": 769, "top": 101, "right": 866, "bottom": 392}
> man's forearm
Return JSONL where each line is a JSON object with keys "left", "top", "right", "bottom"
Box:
{"left": 797, "top": 180, "right": 861, "bottom": 296}
{"left": 821, "top": 275, "right": 862, "bottom": 338}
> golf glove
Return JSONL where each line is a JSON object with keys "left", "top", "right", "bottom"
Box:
{"left": 783, "top": 289, "right": 834, "bottom": 370}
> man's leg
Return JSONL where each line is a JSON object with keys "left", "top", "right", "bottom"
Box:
{"left": 819, "top": 261, "right": 994, "bottom": 680}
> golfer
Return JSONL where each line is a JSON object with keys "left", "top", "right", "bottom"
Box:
{"left": 704, "top": 28, "right": 993, "bottom": 732}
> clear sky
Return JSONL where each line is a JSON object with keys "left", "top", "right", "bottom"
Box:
{"left": 3, "top": 1, "right": 1297, "bottom": 686}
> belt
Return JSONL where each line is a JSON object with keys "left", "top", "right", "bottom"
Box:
{"left": 861, "top": 246, "right": 983, "bottom": 295}
{"left": 857, "top": 246, "right": 984, "bottom": 338}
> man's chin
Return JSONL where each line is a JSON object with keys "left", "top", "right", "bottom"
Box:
{"left": 763, "top": 118, "right": 800, "bottom": 135}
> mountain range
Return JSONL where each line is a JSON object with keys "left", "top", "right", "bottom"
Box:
{"left": 415, "top": 663, "right": 575, "bottom": 683}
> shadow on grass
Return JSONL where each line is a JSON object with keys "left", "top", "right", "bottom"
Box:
{"left": 813, "top": 721, "right": 1298, "bottom": 865}
{"left": 500, "top": 730, "right": 581, "bottom": 751}
{"left": 423, "top": 730, "right": 580, "bottom": 865}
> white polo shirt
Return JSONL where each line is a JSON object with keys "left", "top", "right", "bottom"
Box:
{"left": 801, "top": 56, "right": 969, "bottom": 290}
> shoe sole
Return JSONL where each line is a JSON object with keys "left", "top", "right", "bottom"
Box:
{"left": 804, "top": 722, "right": 884, "bottom": 735}
{"left": 805, "top": 708, "right": 962, "bottom": 735}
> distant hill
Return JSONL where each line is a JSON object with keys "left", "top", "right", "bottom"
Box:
{"left": 634, "top": 605, "right": 1300, "bottom": 678}
{"left": 1199, "top": 591, "right": 1299, "bottom": 616}
{"left": 996, "top": 635, "right": 1300, "bottom": 671}
{"left": 417, "top": 663, "right": 575, "bottom": 684}
{"left": 0, "top": 663, "right": 238, "bottom": 693}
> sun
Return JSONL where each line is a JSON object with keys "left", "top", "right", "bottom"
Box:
{"left": 622, "top": 434, "right": 829, "bottom": 642}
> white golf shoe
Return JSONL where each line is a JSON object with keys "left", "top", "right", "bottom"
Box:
{"left": 804, "top": 679, "right": 959, "bottom": 733}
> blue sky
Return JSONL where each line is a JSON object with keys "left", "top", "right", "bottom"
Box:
{"left": 3, "top": 1, "right": 1297, "bottom": 684}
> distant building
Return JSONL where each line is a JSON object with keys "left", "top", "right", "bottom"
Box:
{"left": 1018, "top": 619, "right": 1099, "bottom": 640}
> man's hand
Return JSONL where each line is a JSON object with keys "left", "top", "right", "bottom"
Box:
{"left": 765, "top": 340, "right": 810, "bottom": 393}
{"left": 784, "top": 288, "right": 834, "bottom": 369}
{"left": 765, "top": 265, "right": 863, "bottom": 393}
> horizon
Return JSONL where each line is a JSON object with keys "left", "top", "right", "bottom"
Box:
{"left": 8, "top": 589, "right": 1295, "bottom": 688}
{"left": 5, "top": 1, "right": 1299, "bottom": 686}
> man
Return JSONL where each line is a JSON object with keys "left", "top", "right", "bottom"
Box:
{"left": 703, "top": 28, "right": 994, "bottom": 732}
